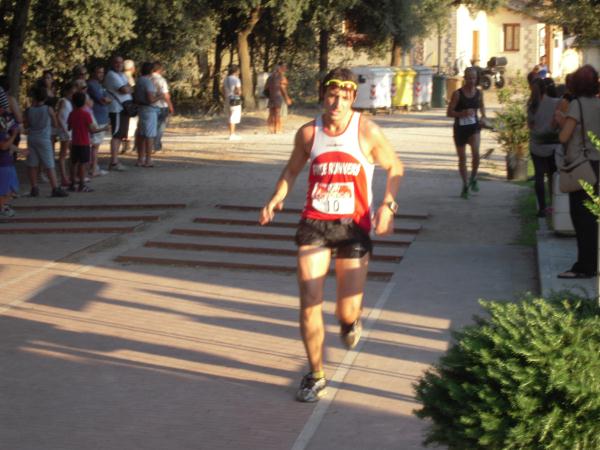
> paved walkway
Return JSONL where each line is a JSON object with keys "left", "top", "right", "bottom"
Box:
{"left": 1, "top": 107, "right": 537, "bottom": 450}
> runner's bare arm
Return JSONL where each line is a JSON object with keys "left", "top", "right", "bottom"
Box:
{"left": 362, "top": 119, "right": 403, "bottom": 236}
{"left": 479, "top": 91, "right": 486, "bottom": 119}
{"left": 259, "top": 123, "right": 313, "bottom": 225}
{"left": 447, "top": 91, "right": 460, "bottom": 118}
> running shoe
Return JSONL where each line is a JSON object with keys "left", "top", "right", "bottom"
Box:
{"left": 0, "top": 206, "right": 15, "bottom": 217}
{"left": 29, "top": 186, "right": 39, "bottom": 197}
{"left": 51, "top": 187, "right": 68, "bottom": 198}
{"left": 460, "top": 185, "right": 469, "bottom": 199}
{"left": 296, "top": 372, "right": 327, "bottom": 403}
{"left": 340, "top": 318, "right": 362, "bottom": 349}
{"left": 469, "top": 178, "right": 479, "bottom": 192}
{"left": 108, "top": 162, "right": 127, "bottom": 172}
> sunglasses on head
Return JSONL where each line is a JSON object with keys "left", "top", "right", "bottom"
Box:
{"left": 324, "top": 79, "right": 358, "bottom": 91}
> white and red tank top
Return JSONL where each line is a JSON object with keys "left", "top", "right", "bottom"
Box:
{"left": 302, "top": 112, "right": 375, "bottom": 232}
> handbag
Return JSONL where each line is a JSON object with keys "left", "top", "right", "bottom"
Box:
{"left": 108, "top": 91, "right": 138, "bottom": 117}
{"left": 229, "top": 96, "right": 242, "bottom": 107}
{"left": 121, "top": 100, "right": 139, "bottom": 117}
{"left": 558, "top": 99, "right": 597, "bottom": 193}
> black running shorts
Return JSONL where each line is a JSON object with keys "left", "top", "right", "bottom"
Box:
{"left": 109, "top": 111, "right": 130, "bottom": 139}
{"left": 70, "top": 144, "right": 91, "bottom": 164}
{"left": 294, "top": 218, "right": 372, "bottom": 259}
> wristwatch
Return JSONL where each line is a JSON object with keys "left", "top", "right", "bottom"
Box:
{"left": 385, "top": 201, "right": 398, "bottom": 214}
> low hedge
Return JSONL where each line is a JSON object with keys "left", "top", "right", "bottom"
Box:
{"left": 414, "top": 294, "right": 600, "bottom": 449}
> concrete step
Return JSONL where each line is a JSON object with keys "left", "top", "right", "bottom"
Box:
{"left": 193, "top": 216, "right": 421, "bottom": 235}
{"left": 150, "top": 233, "right": 406, "bottom": 260}
{"left": 214, "top": 203, "right": 429, "bottom": 220}
{"left": 0, "top": 214, "right": 160, "bottom": 224}
{"left": 115, "top": 246, "right": 397, "bottom": 281}
{"left": 144, "top": 240, "right": 403, "bottom": 263}
{"left": 12, "top": 202, "right": 186, "bottom": 211}
{"left": 0, "top": 221, "right": 145, "bottom": 234}
{"left": 170, "top": 223, "right": 414, "bottom": 247}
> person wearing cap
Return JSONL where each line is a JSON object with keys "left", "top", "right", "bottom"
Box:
{"left": 259, "top": 66, "right": 403, "bottom": 403}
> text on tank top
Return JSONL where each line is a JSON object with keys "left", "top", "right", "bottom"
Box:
{"left": 302, "top": 112, "right": 375, "bottom": 232}
{"left": 454, "top": 88, "right": 480, "bottom": 127}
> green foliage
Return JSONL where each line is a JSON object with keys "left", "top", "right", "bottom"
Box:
{"left": 524, "top": 0, "right": 600, "bottom": 47}
{"left": 26, "top": 0, "right": 136, "bottom": 75}
{"left": 414, "top": 294, "right": 600, "bottom": 449}
{"left": 494, "top": 76, "right": 529, "bottom": 158}
{"left": 581, "top": 131, "right": 600, "bottom": 219}
{"left": 346, "top": 0, "right": 448, "bottom": 51}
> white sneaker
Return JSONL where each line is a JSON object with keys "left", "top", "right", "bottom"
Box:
{"left": 108, "top": 162, "right": 127, "bottom": 172}
{"left": 39, "top": 172, "right": 49, "bottom": 183}
{"left": 228, "top": 134, "right": 241, "bottom": 141}
{"left": 0, "top": 206, "right": 16, "bottom": 217}
{"left": 94, "top": 169, "right": 109, "bottom": 177}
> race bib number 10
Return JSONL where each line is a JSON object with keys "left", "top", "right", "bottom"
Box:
{"left": 311, "top": 182, "right": 355, "bottom": 215}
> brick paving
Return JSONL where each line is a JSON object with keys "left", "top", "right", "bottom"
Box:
{"left": 0, "top": 107, "right": 536, "bottom": 450}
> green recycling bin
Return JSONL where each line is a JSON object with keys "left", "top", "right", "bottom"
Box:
{"left": 392, "top": 67, "right": 416, "bottom": 108}
{"left": 431, "top": 73, "right": 447, "bottom": 108}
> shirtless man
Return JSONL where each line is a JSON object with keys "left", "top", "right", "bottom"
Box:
{"left": 259, "top": 67, "right": 403, "bottom": 402}
{"left": 266, "top": 63, "right": 292, "bottom": 134}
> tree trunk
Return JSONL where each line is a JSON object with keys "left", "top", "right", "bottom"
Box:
{"left": 263, "top": 39, "right": 270, "bottom": 73}
{"left": 196, "top": 50, "right": 210, "bottom": 101}
{"left": 6, "top": 0, "right": 31, "bottom": 96}
{"left": 237, "top": 7, "right": 261, "bottom": 110}
{"left": 212, "top": 26, "right": 225, "bottom": 104}
{"left": 318, "top": 28, "right": 330, "bottom": 102}
{"left": 319, "top": 28, "right": 329, "bottom": 75}
{"left": 391, "top": 40, "right": 402, "bottom": 67}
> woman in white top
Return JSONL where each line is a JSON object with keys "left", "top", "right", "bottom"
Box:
{"left": 555, "top": 65, "right": 600, "bottom": 279}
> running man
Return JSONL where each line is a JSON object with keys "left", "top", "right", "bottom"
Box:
{"left": 259, "top": 67, "right": 403, "bottom": 402}
{"left": 447, "top": 66, "right": 487, "bottom": 199}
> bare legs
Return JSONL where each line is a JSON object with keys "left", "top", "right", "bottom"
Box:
{"left": 297, "top": 246, "right": 369, "bottom": 372}
{"left": 136, "top": 137, "right": 154, "bottom": 167}
{"left": 268, "top": 107, "right": 282, "bottom": 134}
{"left": 27, "top": 165, "right": 60, "bottom": 192}
{"left": 58, "top": 140, "right": 70, "bottom": 185}
{"left": 455, "top": 132, "right": 480, "bottom": 192}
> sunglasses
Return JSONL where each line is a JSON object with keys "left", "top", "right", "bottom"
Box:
{"left": 324, "top": 79, "right": 358, "bottom": 91}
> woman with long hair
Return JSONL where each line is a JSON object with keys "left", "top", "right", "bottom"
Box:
{"left": 555, "top": 65, "right": 600, "bottom": 278}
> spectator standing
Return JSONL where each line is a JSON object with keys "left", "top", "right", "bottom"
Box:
{"left": 23, "top": 86, "right": 67, "bottom": 198}
{"left": 122, "top": 59, "right": 138, "bottom": 154}
{"left": 222, "top": 64, "right": 242, "bottom": 140}
{"left": 151, "top": 61, "right": 174, "bottom": 151}
{"left": 104, "top": 55, "right": 131, "bottom": 171}
{"left": 0, "top": 112, "right": 19, "bottom": 216}
{"left": 527, "top": 77, "right": 560, "bottom": 217}
{"left": 72, "top": 64, "right": 88, "bottom": 82}
{"left": 265, "top": 63, "right": 292, "bottom": 134}
{"left": 55, "top": 82, "right": 76, "bottom": 186}
{"left": 0, "top": 76, "right": 23, "bottom": 160}
{"left": 133, "top": 62, "right": 162, "bottom": 167}
{"left": 67, "top": 92, "right": 107, "bottom": 192}
{"left": 555, "top": 65, "right": 600, "bottom": 279}
{"left": 37, "top": 70, "right": 58, "bottom": 108}
{"left": 87, "top": 65, "right": 112, "bottom": 177}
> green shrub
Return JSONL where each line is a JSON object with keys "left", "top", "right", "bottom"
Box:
{"left": 414, "top": 294, "right": 600, "bottom": 450}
